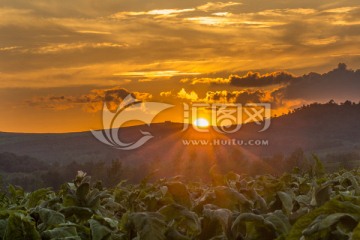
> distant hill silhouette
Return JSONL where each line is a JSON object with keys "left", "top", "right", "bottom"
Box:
{"left": 0, "top": 101, "right": 359, "bottom": 185}
{"left": 235, "top": 100, "right": 360, "bottom": 155}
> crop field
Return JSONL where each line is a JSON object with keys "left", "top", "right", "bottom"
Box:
{"left": 1, "top": 158, "right": 360, "bottom": 240}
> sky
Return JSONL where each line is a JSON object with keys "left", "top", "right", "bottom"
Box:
{"left": 0, "top": 0, "right": 359, "bottom": 133}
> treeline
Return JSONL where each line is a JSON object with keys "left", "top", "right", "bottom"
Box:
{"left": 264, "top": 148, "right": 360, "bottom": 173}
{"left": 287, "top": 100, "right": 360, "bottom": 116}
{"left": 1, "top": 148, "right": 359, "bottom": 191}
{"left": 0, "top": 152, "right": 48, "bottom": 173}
{"left": 0, "top": 152, "right": 126, "bottom": 191}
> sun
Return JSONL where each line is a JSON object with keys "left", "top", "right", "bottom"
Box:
{"left": 193, "top": 118, "right": 210, "bottom": 128}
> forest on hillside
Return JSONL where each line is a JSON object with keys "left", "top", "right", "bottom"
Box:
{"left": 1, "top": 101, "right": 360, "bottom": 191}
{"left": 1, "top": 147, "right": 359, "bottom": 191}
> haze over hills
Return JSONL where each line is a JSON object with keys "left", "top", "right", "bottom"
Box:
{"left": 1, "top": 101, "right": 360, "bottom": 184}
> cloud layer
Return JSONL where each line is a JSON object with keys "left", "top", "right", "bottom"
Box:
{"left": 1, "top": 0, "right": 360, "bottom": 132}
{"left": 1, "top": 1, "right": 360, "bottom": 89}
{"left": 25, "top": 63, "right": 360, "bottom": 114}
{"left": 27, "top": 87, "right": 152, "bottom": 112}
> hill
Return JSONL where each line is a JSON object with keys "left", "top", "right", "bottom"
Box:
{"left": 0, "top": 101, "right": 359, "bottom": 187}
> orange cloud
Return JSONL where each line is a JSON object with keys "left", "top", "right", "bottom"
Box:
{"left": 26, "top": 87, "right": 152, "bottom": 113}
{"left": 177, "top": 88, "right": 199, "bottom": 101}
{"left": 160, "top": 91, "right": 172, "bottom": 97}
{"left": 185, "top": 77, "right": 230, "bottom": 85}
{"left": 197, "top": 2, "right": 242, "bottom": 11}
{"left": 205, "top": 90, "right": 267, "bottom": 104}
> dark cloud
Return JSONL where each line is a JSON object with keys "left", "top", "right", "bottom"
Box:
{"left": 234, "top": 90, "right": 266, "bottom": 103}
{"left": 230, "top": 71, "right": 296, "bottom": 87}
{"left": 179, "top": 63, "right": 360, "bottom": 108}
{"left": 188, "top": 63, "right": 360, "bottom": 104}
{"left": 26, "top": 87, "right": 152, "bottom": 112}
{"left": 275, "top": 63, "right": 360, "bottom": 102}
{"left": 102, "top": 88, "right": 135, "bottom": 102}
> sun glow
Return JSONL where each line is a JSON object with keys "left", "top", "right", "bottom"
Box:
{"left": 193, "top": 118, "right": 210, "bottom": 128}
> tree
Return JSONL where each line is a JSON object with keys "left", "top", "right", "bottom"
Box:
{"left": 337, "top": 63, "right": 347, "bottom": 71}
{"left": 106, "top": 160, "right": 123, "bottom": 186}
{"left": 286, "top": 148, "right": 306, "bottom": 171}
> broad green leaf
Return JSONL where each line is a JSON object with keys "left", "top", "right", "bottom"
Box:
{"left": 277, "top": 191, "right": 293, "bottom": 215}
{"left": 315, "top": 184, "right": 331, "bottom": 206}
{"left": 158, "top": 204, "right": 200, "bottom": 235}
{"left": 320, "top": 213, "right": 359, "bottom": 230}
{"left": 165, "top": 227, "right": 190, "bottom": 240}
{"left": 7, "top": 185, "right": 24, "bottom": 204}
{"left": 60, "top": 206, "right": 93, "bottom": 220}
{"left": 264, "top": 210, "right": 291, "bottom": 236}
{"left": 0, "top": 219, "right": 7, "bottom": 237}
{"left": 76, "top": 182, "right": 90, "bottom": 205}
{"left": 128, "top": 212, "right": 167, "bottom": 240}
{"left": 92, "top": 215, "right": 118, "bottom": 230}
{"left": 3, "top": 212, "right": 41, "bottom": 240}
{"left": 89, "top": 219, "right": 112, "bottom": 240}
{"left": 352, "top": 221, "right": 360, "bottom": 239}
{"left": 166, "top": 182, "right": 192, "bottom": 208}
{"left": 86, "top": 188, "right": 101, "bottom": 208}
{"left": 295, "top": 195, "right": 311, "bottom": 207}
{"left": 26, "top": 188, "right": 52, "bottom": 208}
{"left": 287, "top": 198, "right": 360, "bottom": 239}
{"left": 35, "top": 207, "right": 65, "bottom": 229}
{"left": 213, "top": 186, "right": 251, "bottom": 211}
{"left": 231, "top": 213, "right": 276, "bottom": 240}
{"left": 251, "top": 189, "right": 267, "bottom": 212}
{"left": 203, "top": 204, "right": 232, "bottom": 233}
{"left": 341, "top": 172, "right": 360, "bottom": 195}
{"left": 41, "top": 226, "right": 80, "bottom": 240}
{"left": 200, "top": 204, "right": 232, "bottom": 239}
{"left": 302, "top": 213, "right": 359, "bottom": 237}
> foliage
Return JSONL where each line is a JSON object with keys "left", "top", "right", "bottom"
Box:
{"left": 2, "top": 165, "right": 360, "bottom": 239}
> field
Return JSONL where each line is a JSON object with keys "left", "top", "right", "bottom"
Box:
{"left": 1, "top": 158, "right": 360, "bottom": 240}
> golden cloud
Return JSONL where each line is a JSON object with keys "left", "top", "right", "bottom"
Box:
{"left": 197, "top": 2, "right": 242, "bottom": 12}
{"left": 26, "top": 87, "right": 152, "bottom": 113}
{"left": 160, "top": 91, "right": 172, "bottom": 97}
{"left": 186, "top": 77, "right": 230, "bottom": 85}
{"left": 177, "top": 88, "right": 199, "bottom": 101}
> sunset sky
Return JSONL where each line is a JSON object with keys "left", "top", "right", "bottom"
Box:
{"left": 0, "top": 0, "right": 359, "bottom": 133}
